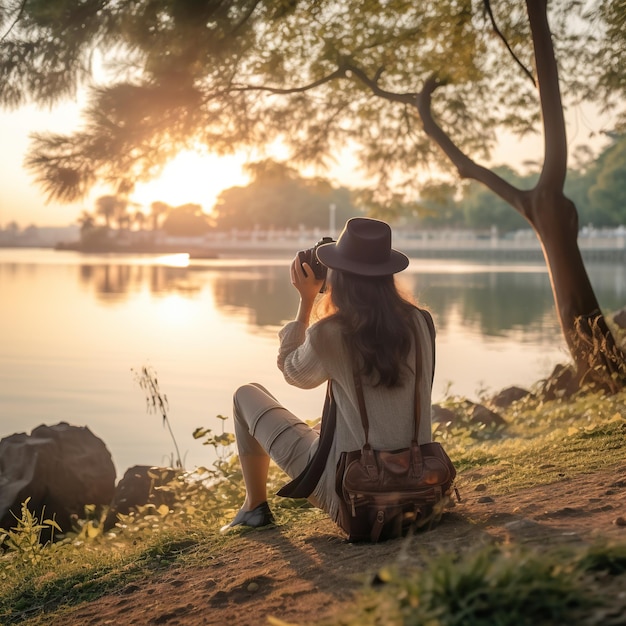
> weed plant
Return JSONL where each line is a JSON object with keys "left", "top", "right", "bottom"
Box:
{"left": 349, "top": 542, "right": 626, "bottom": 626}
{"left": 0, "top": 498, "right": 61, "bottom": 566}
{"left": 132, "top": 365, "right": 184, "bottom": 468}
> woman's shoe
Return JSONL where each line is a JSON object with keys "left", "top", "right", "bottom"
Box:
{"left": 220, "top": 501, "right": 275, "bottom": 533}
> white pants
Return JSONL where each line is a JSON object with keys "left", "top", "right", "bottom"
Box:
{"left": 233, "top": 383, "right": 319, "bottom": 480}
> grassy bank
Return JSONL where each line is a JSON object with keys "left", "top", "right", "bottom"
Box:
{"left": 1, "top": 388, "right": 626, "bottom": 625}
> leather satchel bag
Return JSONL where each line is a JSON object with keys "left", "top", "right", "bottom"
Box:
{"left": 335, "top": 323, "right": 457, "bottom": 543}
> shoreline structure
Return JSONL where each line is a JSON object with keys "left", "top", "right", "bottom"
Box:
{"left": 2, "top": 226, "right": 626, "bottom": 261}
{"left": 62, "top": 226, "right": 626, "bottom": 262}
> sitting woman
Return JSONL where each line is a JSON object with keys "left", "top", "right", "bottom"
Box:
{"left": 222, "top": 217, "right": 436, "bottom": 532}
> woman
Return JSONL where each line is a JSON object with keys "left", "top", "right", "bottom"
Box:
{"left": 222, "top": 217, "right": 435, "bottom": 532}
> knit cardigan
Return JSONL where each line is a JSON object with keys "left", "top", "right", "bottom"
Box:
{"left": 277, "top": 308, "right": 434, "bottom": 524}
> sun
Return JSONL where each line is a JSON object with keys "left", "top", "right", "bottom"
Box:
{"left": 130, "top": 150, "right": 251, "bottom": 213}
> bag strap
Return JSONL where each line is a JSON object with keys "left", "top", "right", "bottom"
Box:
{"left": 352, "top": 311, "right": 429, "bottom": 445}
{"left": 420, "top": 308, "right": 436, "bottom": 385}
{"left": 278, "top": 308, "right": 435, "bottom": 499}
{"left": 276, "top": 379, "right": 336, "bottom": 498}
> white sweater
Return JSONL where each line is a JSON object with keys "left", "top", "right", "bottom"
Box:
{"left": 277, "top": 308, "right": 434, "bottom": 523}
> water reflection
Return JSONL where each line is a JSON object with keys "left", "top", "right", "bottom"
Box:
{"left": 78, "top": 264, "right": 203, "bottom": 301}
{"left": 404, "top": 271, "right": 557, "bottom": 340}
{"left": 2, "top": 250, "right": 623, "bottom": 474}
{"left": 70, "top": 258, "right": 622, "bottom": 341}
{"left": 586, "top": 263, "right": 626, "bottom": 309}
{"left": 212, "top": 266, "right": 296, "bottom": 327}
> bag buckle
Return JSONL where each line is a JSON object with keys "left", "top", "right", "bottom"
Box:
{"left": 361, "top": 444, "right": 379, "bottom": 480}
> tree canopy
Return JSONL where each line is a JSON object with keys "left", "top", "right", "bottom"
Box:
{"left": 212, "top": 159, "right": 357, "bottom": 231}
{"left": 0, "top": 0, "right": 622, "bottom": 205}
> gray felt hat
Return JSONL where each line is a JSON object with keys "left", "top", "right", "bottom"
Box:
{"left": 315, "top": 217, "right": 409, "bottom": 276}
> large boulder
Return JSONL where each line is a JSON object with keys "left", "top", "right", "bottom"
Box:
{"left": 103, "top": 465, "right": 178, "bottom": 531}
{"left": 490, "top": 386, "right": 532, "bottom": 409}
{"left": 0, "top": 422, "right": 116, "bottom": 541}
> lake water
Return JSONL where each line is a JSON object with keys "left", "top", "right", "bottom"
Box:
{"left": 1, "top": 248, "right": 624, "bottom": 478}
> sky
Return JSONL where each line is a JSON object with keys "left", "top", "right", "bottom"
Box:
{"left": 0, "top": 100, "right": 254, "bottom": 228}
{"left": 0, "top": 94, "right": 615, "bottom": 229}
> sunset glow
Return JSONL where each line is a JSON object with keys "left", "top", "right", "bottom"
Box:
{"left": 129, "top": 150, "right": 251, "bottom": 214}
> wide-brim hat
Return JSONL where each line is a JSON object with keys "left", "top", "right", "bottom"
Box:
{"left": 315, "top": 217, "right": 409, "bottom": 276}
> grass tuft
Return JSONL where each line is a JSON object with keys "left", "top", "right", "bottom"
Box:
{"left": 348, "top": 542, "right": 626, "bottom": 626}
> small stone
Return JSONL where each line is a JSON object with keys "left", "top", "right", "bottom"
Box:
{"left": 490, "top": 386, "right": 530, "bottom": 408}
{"left": 505, "top": 519, "right": 541, "bottom": 532}
{"left": 474, "top": 483, "right": 487, "bottom": 492}
{"left": 613, "top": 517, "right": 626, "bottom": 527}
{"left": 477, "top": 496, "right": 494, "bottom": 504}
{"left": 613, "top": 308, "right": 626, "bottom": 329}
{"left": 247, "top": 582, "right": 259, "bottom": 592}
{"left": 470, "top": 404, "right": 507, "bottom": 428}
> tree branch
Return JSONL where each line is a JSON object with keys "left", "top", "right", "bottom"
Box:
{"left": 415, "top": 77, "right": 527, "bottom": 215}
{"left": 343, "top": 62, "right": 529, "bottom": 217}
{"left": 526, "top": 0, "right": 568, "bottom": 189}
{"left": 483, "top": 0, "right": 536, "bottom": 88}
{"left": 0, "top": 0, "right": 28, "bottom": 43}
{"left": 230, "top": 66, "right": 347, "bottom": 96}
{"left": 343, "top": 63, "right": 416, "bottom": 105}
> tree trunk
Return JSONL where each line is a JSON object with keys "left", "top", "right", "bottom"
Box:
{"left": 412, "top": 0, "right": 626, "bottom": 394}
{"left": 526, "top": 188, "right": 625, "bottom": 392}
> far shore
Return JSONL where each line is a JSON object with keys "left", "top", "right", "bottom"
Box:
{"left": 50, "top": 234, "right": 626, "bottom": 263}
{"left": 2, "top": 227, "right": 626, "bottom": 261}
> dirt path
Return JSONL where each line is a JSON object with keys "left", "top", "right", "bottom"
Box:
{"left": 49, "top": 463, "right": 626, "bottom": 626}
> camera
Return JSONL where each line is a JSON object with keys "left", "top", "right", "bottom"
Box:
{"left": 298, "top": 236, "right": 335, "bottom": 281}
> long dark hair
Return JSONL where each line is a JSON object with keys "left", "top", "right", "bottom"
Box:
{"left": 322, "top": 270, "right": 416, "bottom": 387}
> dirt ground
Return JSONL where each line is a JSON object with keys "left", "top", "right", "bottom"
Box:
{"left": 49, "top": 462, "right": 626, "bottom": 626}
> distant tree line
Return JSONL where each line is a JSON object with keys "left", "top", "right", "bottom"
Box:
{"left": 413, "top": 135, "right": 626, "bottom": 233}
{"left": 79, "top": 159, "right": 359, "bottom": 237}
{"left": 210, "top": 160, "right": 356, "bottom": 232}
{"left": 77, "top": 136, "right": 626, "bottom": 238}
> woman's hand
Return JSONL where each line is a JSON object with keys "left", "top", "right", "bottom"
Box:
{"left": 290, "top": 256, "right": 324, "bottom": 324}
{"left": 290, "top": 256, "right": 323, "bottom": 301}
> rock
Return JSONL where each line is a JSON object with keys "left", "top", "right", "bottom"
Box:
{"left": 103, "top": 465, "right": 179, "bottom": 531}
{"left": 432, "top": 402, "right": 507, "bottom": 431}
{"left": 469, "top": 404, "right": 507, "bottom": 429}
{"left": 539, "top": 363, "right": 577, "bottom": 400}
{"left": 0, "top": 422, "right": 116, "bottom": 541}
{"left": 431, "top": 404, "right": 457, "bottom": 425}
{"left": 490, "top": 386, "right": 531, "bottom": 408}
{"left": 613, "top": 308, "right": 626, "bottom": 329}
{"left": 614, "top": 516, "right": 626, "bottom": 527}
